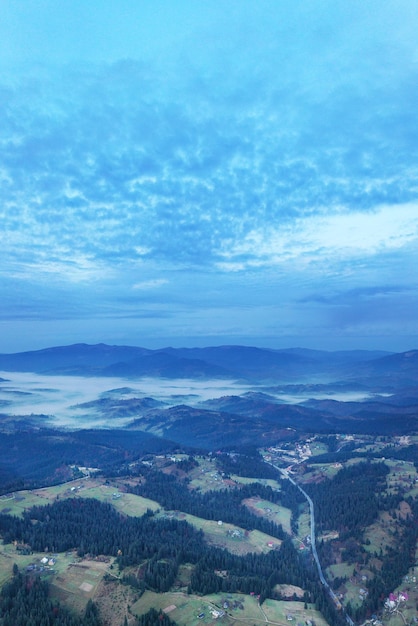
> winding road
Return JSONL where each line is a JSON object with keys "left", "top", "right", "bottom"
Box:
{"left": 269, "top": 463, "right": 354, "bottom": 626}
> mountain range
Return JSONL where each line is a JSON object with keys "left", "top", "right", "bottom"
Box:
{"left": 1, "top": 343, "right": 418, "bottom": 483}
{"left": 2, "top": 342, "right": 415, "bottom": 386}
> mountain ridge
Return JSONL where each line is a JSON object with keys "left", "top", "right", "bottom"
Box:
{"left": 0, "top": 342, "right": 397, "bottom": 384}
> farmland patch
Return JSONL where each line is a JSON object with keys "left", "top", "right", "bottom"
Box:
{"left": 243, "top": 496, "right": 292, "bottom": 535}
{"left": 160, "top": 511, "right": 280, "bottom": 555}
{"left": 132, "top": 591, "right": 330, "bottom": 625}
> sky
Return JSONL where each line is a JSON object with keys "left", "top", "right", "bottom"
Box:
{"left": 1, "top": 0, "right": 418, "bottom": 353}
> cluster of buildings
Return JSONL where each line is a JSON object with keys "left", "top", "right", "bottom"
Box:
{"left": 26, "top": 555, "right": 57, "bottom": 574}
{"left": 384, "top": 590, "right": 409, "bottom": 611}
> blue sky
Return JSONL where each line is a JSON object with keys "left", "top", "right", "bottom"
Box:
{"left": 1, "top": 0, "right": 418, "bottom": 353}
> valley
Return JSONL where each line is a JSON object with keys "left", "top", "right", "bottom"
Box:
{"left": 1, "top": 344, "right": 418, "bottom": 626}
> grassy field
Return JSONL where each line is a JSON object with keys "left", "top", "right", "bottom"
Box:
{"left": 300, "top": 463, "right": 341, "bottom": 483}
{"left": 384, "top": 459, "right": 417, "bottom": 497}
{"left": 0, "top": 542, "right": 105, "bottom": 589}
{"left": 186, "top": 461, "right": 283, "bottom": 494}
{"left": 0, "top": 460, "right": 333, "bottom": 625}
{"left": 263, "top": 598, "right": 329, "bottom": 625}
{"left": 70, "top": 484, "right": 161, "bottom": 517}
{"left": 0, "top": 542, "right": 130, "bottom": 622}
{"left": 0, "top": 478, "right": 99, "bottom": 517}
{"left": 363, "top": 508, "right": 399, "bottom": 556}
{"left": 326, "top": 562, "right": 356, "bottom": 605}
{"left": 0, "top": 478, "right": 160, "bottom": 519}
{"left": 0, "top": 544, "right": 43, "bottom": 587}
{"left": 0, "top": 483, "right": 72, "bottom": 516}
{"left": 187, "top": 458, "right": 233, "bottom": 492}
{"left": 325, "top": 562, "right": 375, "bottom": 610}
{"left": 49, "top": 557, "right": 111, "bottom": 615}
{"left": 295, "top": 508, "right": 310, "bottom": 544}
{"left": 111, "top": 492, "right": 160, "bottom": 516}
{"left": 274, "top": 583, "right": 304, "bottom": 599}
{"left": 326, "top": 562, "right": 353, "bottom": 579}
{"left": 191, "top": 455, "right": 283, "bottom": 488}
{"left": 177, "top": 563, "right": 193, "bottom": 587}
{"left": 1, "top": 544, "right": 331, "bottom": 626}
{"left": 243, "top": 496, "right": 292, "bottom": 535}
{"left": 160, "top": 510, "right": 281, "bottom": 555}
{"left": 7, "top": 477, "right": 280, "bottom": 555}
{"left": 132, "top": 590, "right": 330, "bottom": 625}
{"left": 309, "top": 441, "right": 329, "bottom": 456}
{"left": 132, "top": 590, "right": 210, "bottom": 626}
{"left": 231, "top": 475, "right": 282, "bottom": 490}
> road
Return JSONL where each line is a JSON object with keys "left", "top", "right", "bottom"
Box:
{"left": 269, "top": 463, "right": 354, "bottom": 626}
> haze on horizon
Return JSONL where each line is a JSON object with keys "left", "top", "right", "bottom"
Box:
{"left": 1, "top": 1, "right": 418, "bottom": 354}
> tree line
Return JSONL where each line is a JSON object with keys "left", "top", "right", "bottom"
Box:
{"left": 305, "top": 460, "right": 418, "bottom": 621}
{"left": 305, "top": 461, "right": 389, "bottom": 538}
{"left": 0, "top": 497, "right": 318, "bottom": 605}
{"left": 0, "top": 566, "right": 179, "bottom": 626}
{"left": 215, "top": 450, "right": 278, "bottom": 479}
{"left": 0, "top": 568, "right": 102, "bottom": 626}
{"left": 130, "top": 467, "right": 295, "bottom": 539}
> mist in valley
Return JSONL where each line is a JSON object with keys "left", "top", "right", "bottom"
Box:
{"left": 0, "top": 370, "right": 380, "bottom": 430}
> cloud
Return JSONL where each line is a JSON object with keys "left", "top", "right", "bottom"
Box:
{"left": 1, "top": 2, "right": 418, "bottom": 349}
{"left": 217, "top": 203, "right": 418, "bottom": 271}
{"left": 133, "top": 279, "right": 168, "bottom": 290}
{"left": 301, "top": 285, "right": 415, "bottom": 305}
{"left": 2, "top": 50, "right": 418, "bottom": 277}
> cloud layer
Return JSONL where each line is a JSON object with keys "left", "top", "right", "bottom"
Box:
{"left": 1, "top": 0, "right": 418, "bottom": 351}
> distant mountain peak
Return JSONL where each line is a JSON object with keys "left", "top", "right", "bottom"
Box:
{"left": 403, "top": 350, "right": 418, "bottom": 358}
